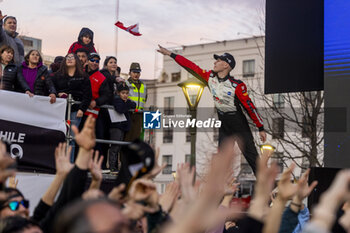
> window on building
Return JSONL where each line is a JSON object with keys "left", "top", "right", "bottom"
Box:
{"left": 164, "top": 97, "right": 174, "bottom": 115}
{"left": 185, "top": 154, "right": 191, "bottom": 164}
{"left": 273, "top": 93, "right": 285, "bottom": 108}
{"left": 162, "top": 155, "right": 173, "bottom": 174}
{"left": 22, "top": 39, "right": 33, "bottom": 47}
{"left": 243, "top": 59, "right": 255, "bottom": 77}
{"left": 163, "top": 128, "right": 173, "bottom": 143}
{"left": 272, "top": 118, "right": 284, "bottom": 139}
{"left": 302, "top": 116, "right": 312, "bottom": 138}
{"left": 171, "top": 72, "right": 181, "bottom": 82}
{"left": 240, "top": 163, "right": 253, "bottom": 175}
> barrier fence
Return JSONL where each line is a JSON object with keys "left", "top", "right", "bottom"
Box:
{"left": 66, "top": 94, "right": 137, "bottom": 146}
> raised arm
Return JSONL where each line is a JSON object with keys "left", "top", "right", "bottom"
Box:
{"left": 157, "top": 44, "right": 211, "bottom": 83}
{"left": 0, "top": 11, "right": 7, "bottom": 42}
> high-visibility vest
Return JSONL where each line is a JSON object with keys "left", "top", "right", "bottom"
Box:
{"left": 126, "top": 80, "right": 147, "bottom": 110}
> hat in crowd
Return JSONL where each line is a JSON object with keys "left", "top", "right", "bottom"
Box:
{"left": 115, "top": 139, "right": 155, "bottom": 188}
{"left": 117, "top": 83, "right": 129, "bottom": 92}
{"left": 129, "top": 62, "right": 141, "bottom": 72}
{"left": 88, "top": 52, "right": 100, "bottom": 60}
{"left": 213, "top": 53, "right": 236, "bottom": 69}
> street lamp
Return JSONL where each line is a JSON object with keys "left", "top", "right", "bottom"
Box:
{"left": 178, "top": 78, "right": 206, "bottom": 168}
{"left": 259, "top": 143, "right": 276, "bottom": 155}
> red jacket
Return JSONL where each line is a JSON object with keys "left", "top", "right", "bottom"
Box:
{"left": 68, "top": 42, "right": 96, "bottom": 54}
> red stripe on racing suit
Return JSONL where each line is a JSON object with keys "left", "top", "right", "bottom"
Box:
{"left": 234, "top": 81, "right": 264, "bottom": 130}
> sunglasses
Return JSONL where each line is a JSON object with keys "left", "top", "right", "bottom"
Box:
{"left": 4, "top": 200, "right": 30, "bottom": 211}
{"left": 89, "top": 58, "right": 100, "bottom": 64}
{"left": 66, "top": 56, "right": 75, "bottom": 60}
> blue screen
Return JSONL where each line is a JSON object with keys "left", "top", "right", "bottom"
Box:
{"left": 324, "top": 0, "right": 350, "bottom": 77}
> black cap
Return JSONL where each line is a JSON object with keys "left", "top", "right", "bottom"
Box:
{"left": 117, "top": 83, "right": 129, "bottom": 92}
{"left": 115, "top": 139, "right": 155, "bottom": 188}
{"left": 213, "top": 53, "right": 236, "bottom": 69}
{"left": 88, "top": 52, "right": 100, "bottom": 60}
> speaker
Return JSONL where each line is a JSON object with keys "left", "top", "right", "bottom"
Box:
{"left": 308, "top": 167, "right": 340, "bottom": 209}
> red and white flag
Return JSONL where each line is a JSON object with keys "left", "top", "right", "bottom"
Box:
{"left": 115, "top": 21, "right": 142, "bottom": 36}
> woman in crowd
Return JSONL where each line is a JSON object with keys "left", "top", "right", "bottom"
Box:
{"left": 0, "top": 45, "right": 30, "bottom": 94}
{"left": 100, "top": 56, "right": 119, "bottom": 93}
{"left": 17, "top": 50, "right": 56, "bottom": 103}
{"left": 52, "top": 53, "right": 92, "bottom": 160}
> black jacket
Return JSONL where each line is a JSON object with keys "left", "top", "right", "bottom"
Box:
{"left": 111, "top": 96, "right": 136, "bottom": 131}
{"left": 17, "top": 63, "right": 56, "bottom": 96}
{"left": 0, "top": 63, "right": 29, "bottom": 92}
{"left": 52, "top": 73, "right": 92, "bottom": 112}
{"left": 100, "top": 68, "right": 116, "bottom": 104}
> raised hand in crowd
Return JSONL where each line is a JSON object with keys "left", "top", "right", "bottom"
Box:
{"left": 55, "top": 143, "right": 74, "bottom": 176}
{"left": 177, "top": 163, "right": 197, "bottom": 203}
{"left": 8, "top": 175, "right": 18, "bottom": 189}
{"left": 0, "top": 141, "right": 16, "bottom": 184}
{"left": 128, "top": 179, "right": 159, "bottom": 212}
{"left": 166, "top": 138, "right": 243, "bottom": 233}
{"left": 263, "top": 164, "right": 298, "bottom": 233}
{"left": 290, "top": 168, "right": 318, "bottom": 213}
{"left": 339, "top": 201, "right": 350, "bottom": 231}
{"left": 108, "top": 183, "right": 126, "bottom": 203}
{"left": 72, "top": 115, "right": 96, "bottom": 170}
{"left": 159, "top": 181, "right": 180, "bottom": 214}
{"left": 0, "top": 10, "right": 7, "bottom": 20}
{"left": 89, "top": 150, "right": 104, "bottom": 190}
{"left": 39, "top": 143, "right": 74, "bottom": 206}
{"left": 72, "top": 115, "right": 96, "bottom": 150}
{"left": 143, "top": 148, "right": 167, "bottom": 180}
{"left": 307, "top": 170, "right": 350, "bottom": 232}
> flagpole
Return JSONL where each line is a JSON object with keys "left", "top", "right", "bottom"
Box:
{"left": 115, "top": 0, "right": 119, "bottom": 57}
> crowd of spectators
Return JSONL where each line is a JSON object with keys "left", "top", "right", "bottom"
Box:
{"left": 0, "top": 10, "right": 147, "bottom": 170}
{"left": 1, "top": 9, "right": 350, "bottom": 233}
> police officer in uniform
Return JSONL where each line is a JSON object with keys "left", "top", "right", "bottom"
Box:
{"left": 124, "top": 62, "right": 147, "bottom": 141}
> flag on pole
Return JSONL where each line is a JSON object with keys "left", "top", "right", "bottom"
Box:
{"left": 115, "top": 21, "right": 142, "bottom": 36}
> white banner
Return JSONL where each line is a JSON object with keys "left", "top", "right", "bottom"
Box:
{"left": 0, "top": 90, "right": 67, "bottom": 173}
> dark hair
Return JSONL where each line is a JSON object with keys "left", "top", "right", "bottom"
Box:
{"left": 3, "top": 16, "right": 17, "bottom": 25}
{"left": 56, "top": 53, "right": 85, "bottom": 77}
{"left": 0, "top": 45, "right": 15, "bottom": 64}
{"left": 103, "top": 56, "right": 117, "bottom": 68}
{"left": 0, "top": 216, "right": 41, "bottom": 233}
{"left": 75, "top": 48, "right": 89, "bottom": 56}
{"left": 116, "top": 66, "right": 121, "bottom": 74}
{"left": 117, "top": 83, "right": 129, "bottom": 92}
{"left": 0, "top": 188, "right": 25, "bottom": 208}
{"left": 24, "top": 50, "right": 42, "bottom": 65}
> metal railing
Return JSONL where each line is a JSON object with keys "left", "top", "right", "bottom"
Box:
{"left": 66, "top": 94, "right": 141, "bottom": 146}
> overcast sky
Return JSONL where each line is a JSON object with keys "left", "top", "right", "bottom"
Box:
{"left": 1, "top": 0, "right": 265, "bottom": 79}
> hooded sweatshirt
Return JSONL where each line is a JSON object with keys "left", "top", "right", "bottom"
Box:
{"left": 68, "top": 27, "right": 97, "bottom": 54}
